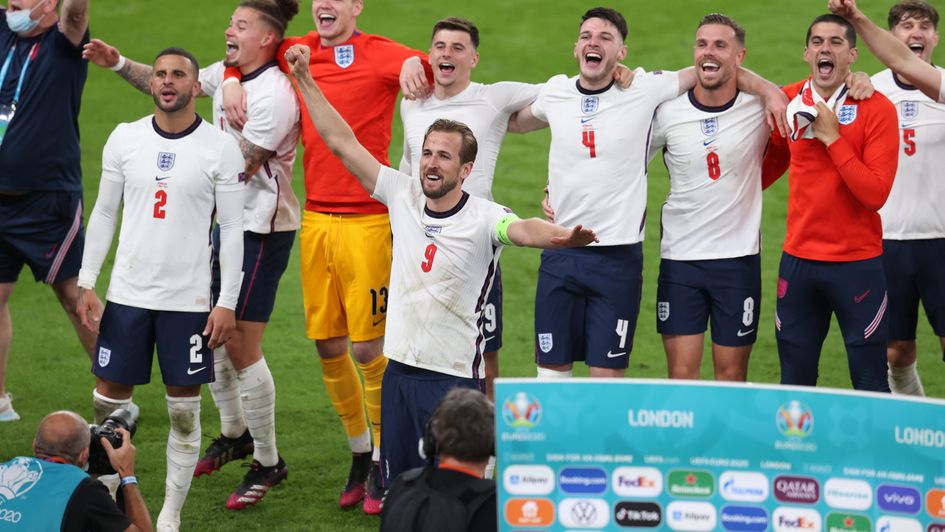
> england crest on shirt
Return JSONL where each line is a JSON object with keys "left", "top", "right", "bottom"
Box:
{"left": 901, "top": 101, "right": 919, "bottom": 119}
{"left": 838, "top": 104, "right": 858, "bottom": 125}
{"left": 700, "top": 117, "right": 719, "bottom": 136}
{"left": 335, "top": 45, "right": 355, "bottom": 69}
{"left": 157, "top": 152, "right": 176, "bottom": 172}
{"left": 581, "top": 95, "right": 599, "bottom": 114}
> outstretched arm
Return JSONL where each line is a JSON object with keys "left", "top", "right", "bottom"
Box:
{"left": 82, "top": 39, "right": 152, "bottom": 94}
{"left": 505, "top": 218, "right": 598, "bottom": 249}
{"left": 60, "top": 0, "right": 89, "bottom": 47}
{"left": 285, "top": 44, "right": 381, "bottom": 193}
{"left": 830, "top": 0, "right": 942, "bottom": 101}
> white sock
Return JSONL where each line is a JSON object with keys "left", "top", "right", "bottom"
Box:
{"left": 208, "top": 346, "right": 246, "bottom": 438}
{"left": 157, "top": 395, "right": 201, "bottom": 530}
{"left": 372, "top": 445, "right": 380, "bottom": 463}
{"left": 349, "top": 430, "right": 372, "bottom": 455}
{"left": 537, "top": 367, "right": 572, "bottom": 379}
{"left": 92, "top": 389, "right": 132, "bottom": 425}
{"left": 888, "top": 361, "right": 925, "bottom": 396}
{"left": 239, "top": 357, "right": 278, "bottom": 467}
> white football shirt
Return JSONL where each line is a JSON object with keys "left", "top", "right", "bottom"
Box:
{"left": 873, "top": 68, "right": 945, "bottom": 239}
{"left": 939, "top": 68, "right": 945, "bottom": 104}
{"left": 88, "top": 116, "right": 244, "bottom": 311}
{"left": 201, "top": 61, "right": 301, "bottom": 233}
{"left": 531, "top": 70, "right": 679, "bottom": 245}
{"left": 371, "top": 166, "right": 512, "bottom": 379}
{"left": 649, "top": 91, "right": 768, "bottom": 260}
{"left": 399, "top": 81, "right": 539, "bottom": 201}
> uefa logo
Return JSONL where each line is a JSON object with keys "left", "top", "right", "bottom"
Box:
{"left": 776, "top": 400, "right": 813, "bottom": 439}
{"left": 502, "top": 392, "right": 542, "bottom": 429}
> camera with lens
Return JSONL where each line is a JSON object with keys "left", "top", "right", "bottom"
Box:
{"left": 88, "top": 408, "right": 136, "bottom": 475}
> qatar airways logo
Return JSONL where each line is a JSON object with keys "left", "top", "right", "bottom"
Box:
{"left": 612, "top": 467, "right": 662, "bottom": 498}
{"left": 774, "top": 475, "right": 819, "bottom": 504}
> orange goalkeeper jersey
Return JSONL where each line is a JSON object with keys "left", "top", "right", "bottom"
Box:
{"left": 263, "top": 31, "right": 425, "bottom": 213}
{"left": 763, "top": 79, "right": 899, "bottom": 262}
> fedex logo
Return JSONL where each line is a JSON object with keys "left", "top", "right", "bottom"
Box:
{"left": 773, "top": 507, "right": 821, "bottom": 531}
{"left": 612, "top": 467, "right": 662, "bottom": 497}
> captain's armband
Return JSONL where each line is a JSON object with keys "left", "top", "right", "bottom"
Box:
{"left": 495, "top": 213, "right": 521, "bottom": 246}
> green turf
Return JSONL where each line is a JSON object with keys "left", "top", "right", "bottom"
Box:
{"left": 1, "top": 1, "right": 943, "bottom": 530}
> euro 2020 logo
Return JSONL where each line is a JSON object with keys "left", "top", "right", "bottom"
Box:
{"left": 0, "top": 457, "right": 43, "bottom": 504}
{"left": 502, "top": 392, "right": 542, "bottom": 429}
{"left": 776, "top": 400, "right": 813, "bottom": 439}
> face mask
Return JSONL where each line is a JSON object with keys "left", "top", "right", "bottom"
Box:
{"left": 5, "top": 1, "right": 45, "bottom": 34}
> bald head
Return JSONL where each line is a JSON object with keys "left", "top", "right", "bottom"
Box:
{"left": 34, "top": 410, "right": 90, "bottom": 464}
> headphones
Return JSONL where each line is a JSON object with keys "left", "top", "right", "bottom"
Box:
{"left": 420, "top": 413, "right": 438, "bottom": 464}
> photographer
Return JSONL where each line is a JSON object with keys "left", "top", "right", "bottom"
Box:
{"left": 0, "top": 410, "right": 151, "bottom": 531}
{"left": 380, "top": 388, "right": 497, "bottom": 532}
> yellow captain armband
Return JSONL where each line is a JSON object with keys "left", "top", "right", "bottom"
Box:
{"left": 495, "top": 213, "right": 520, "bottom": 246}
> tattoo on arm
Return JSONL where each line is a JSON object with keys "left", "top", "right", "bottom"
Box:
{"left": 119, "top": 61, "right": 154, "bottom": 95}
{"left": 240, "top": 138, "right": 275, "bottom": 177}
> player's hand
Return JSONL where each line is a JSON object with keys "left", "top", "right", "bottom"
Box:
{"left": 284, "top": 44, "right": 312, "bottom": 82}
{"left": 614, "top": 64, "right": 635, "bottom": 90}
{"left": 550, "top": 225, "right": 598, "bottom": 248}
{"left": 762, "top": 86, "right": 790, "bottom": 138}
{"left": 400, "top": 56, "right": 430, "bottom": 100}
{"left": 828, "top": 0, "right": 859, "bottom": 19}
{"left": 541, "top": 187, "right": 555, "bottom": 223}
{"left": 845, "top": 71, "right": 875, "bottom": 100}
{"left": 204, "top": 306, "right": 236, "bottom": 349}
{"left": 82, "top": 39, "right": 120, "bottom": 69}
{"left": 101, "top": 428, "right": 136, "bottom": 479}
{"left": 812, "top": 101, "right": 841, "bottom": 146}
{"left": 223, "top": 82, "right": 248, "bottom": 131}
{"left": 77, "top": 286, "right": 104, "bottom": 334}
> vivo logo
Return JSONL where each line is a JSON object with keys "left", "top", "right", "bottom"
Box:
{"left": 875, "top": 484, "right": 920, "bottom": 514}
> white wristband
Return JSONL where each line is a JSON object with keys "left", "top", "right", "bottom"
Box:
{"left": 110, "top": 55, "right": 126, "bottom": 72}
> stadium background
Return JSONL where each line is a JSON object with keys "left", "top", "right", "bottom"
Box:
{"left": 1, "top": 0, "right": 943, "bottom": 529}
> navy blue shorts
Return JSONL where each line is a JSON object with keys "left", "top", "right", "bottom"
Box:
{"left": 534, "top": 245, "right": 643, "bottom": 369}
{"left": 656, "top": 254, "right": 761, "bottom": 346}
{"left": 379, "top": 359, "right": 484, "bottom": 487}
{"left": 483, "top": 264, "right": 502, "bottom": 353}
{"left": 0, "top": 191, "right": 84, "bottom": 284}
{"left": 212, "top": 229, "right": 295, "bottom": 323}
{"left": 93, "top": 302, "right": 213, "bottom": 386}
{"left": 775, "top": 253, "right": 889, "bottom": 392}
{"left": 882, "top": 239, "right": 945, "bottom": 341}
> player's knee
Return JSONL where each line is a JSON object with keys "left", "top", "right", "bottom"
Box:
{"left": 351, "top": 338, "right": 383, "bottom": 364}
{"left": 315, "top": 336, "right": 350, "bottom": 359}
{"left": 886, "top": 340, "right": 917, "bottom": 367}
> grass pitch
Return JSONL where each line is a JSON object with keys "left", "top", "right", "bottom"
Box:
{"left": 1, "top": 1, "right": 943, "bottom": 530}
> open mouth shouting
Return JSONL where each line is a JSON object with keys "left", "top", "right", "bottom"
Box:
{"left": 816, "top": 56, "right": 835, "bottom": 79}
{"left": 584, "top": 51, "right": 603, "bottom": 67}
{"left": 908, "top": 42, "right": 925, "bottom": 56}
{"left": 437, "top": 61, "right": 455, "bottom": 75}
{"left": 317, "top": 13, "right": 336, "bottom": 31}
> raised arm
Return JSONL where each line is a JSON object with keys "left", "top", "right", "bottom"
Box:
{"left": 830, "top": 0, "right": 942, "bottom": 101}
{"left": 82, "top": 39, "right": 152, "bottom": 94}
{"left": 59, "top": 0, "right": 89, "bottom": 47}
{"left": 285, "top": 44, "right": 381, "bottom": 192}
